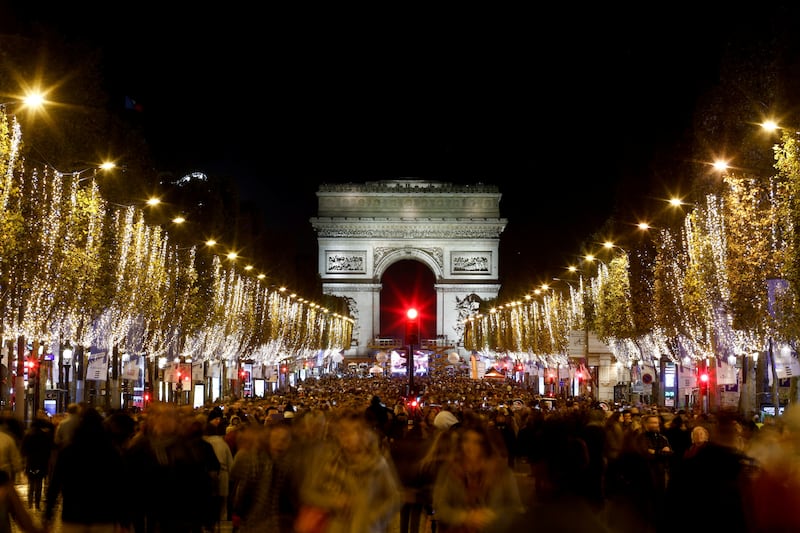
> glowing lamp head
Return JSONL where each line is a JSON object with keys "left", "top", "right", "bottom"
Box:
{"left": 406, "top": 308, "right": 418, "bottom": 320}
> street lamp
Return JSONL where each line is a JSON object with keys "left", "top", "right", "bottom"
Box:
{"left": 1, "top": 92, "right": 46, "bottom": 116}
{"left": 61, "top": 343, "right": 73, "bottom": 408}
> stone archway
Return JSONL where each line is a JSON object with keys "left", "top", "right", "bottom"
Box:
{"left": 379, "top": 259, "right": 435, "bottom": 340}
{"left": 310, "top": 179, "right": 506, "bottom": 357}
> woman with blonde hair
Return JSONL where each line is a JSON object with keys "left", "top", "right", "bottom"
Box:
{"left": 299, "top": 408, "right": 402, "bottom": 533}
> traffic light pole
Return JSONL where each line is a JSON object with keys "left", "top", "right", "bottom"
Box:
{"left": 406, "top": 308, "right": 419, "bottom": 397}
{"left": 408, "top": 342, "right": 414, "bottom": 396}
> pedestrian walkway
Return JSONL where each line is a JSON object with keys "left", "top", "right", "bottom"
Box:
{"left": 11, "top": 477, "right": 238, "bottom": 532}
{"left": 11, "top": 479, "right": 55, "bottom": 532}
{"left": 10, "top": 472, "right": 533, "bottom": 532}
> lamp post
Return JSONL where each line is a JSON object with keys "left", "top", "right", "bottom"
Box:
{"left": 61, "top": 344, "right": 73, "bottom": 409}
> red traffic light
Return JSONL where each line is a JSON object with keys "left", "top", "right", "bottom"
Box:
{"left": 405, "top": 308, "right": 420, "bottom": 345}
{"left": 699, "top": 372, "right": 709, "bottom": 383}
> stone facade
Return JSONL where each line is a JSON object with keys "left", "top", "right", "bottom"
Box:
{"left": 311, "top": 179, "right": 505, "bottom": 357}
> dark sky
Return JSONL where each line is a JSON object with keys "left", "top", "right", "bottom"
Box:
{"left": 5, "top": 4, "right": 793, "bottom": 295}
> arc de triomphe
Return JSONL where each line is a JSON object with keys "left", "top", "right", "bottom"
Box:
{"left": 310, "top": 179, "right": 506, "bottom": 358}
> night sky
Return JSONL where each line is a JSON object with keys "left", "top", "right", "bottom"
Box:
{"left": 5, "top": 3, "right": 798, "bottom": 308}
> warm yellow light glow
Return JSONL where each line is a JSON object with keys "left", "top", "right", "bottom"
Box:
{"left": 257, "top": 274, "right": 266, "bottom": 280}
{"left": 585, "top": 254, "right": 595, "bottom": 262}
{"left": 638, "top": 222, "right": 651, "bottom": 230}
{"left": 226, "top": 252, "right": 238, "bottom": 260}
{"left": 669, "top": 197, "right": 684, "bottom": 207}
{"left": 22, "top": 92, "right": 46, "bottom": 108}
{"left": 99, "top": 161, "right": 116, "bottom": 171}
{"left": 244, "top": 265, "right": 253, "bottom": 271}
{"left": 712, "top": 160, "right": 729, "bottom": 172}
{"left": 205, "top": 239, "right": 217, "bottom": 247}
{"left": 603, "top": 241, "right": 614, "bottom": 249}
{"left": 172, "top": 216, "right": 185, "bottom": 224}
{"left": 146, "top": 198, "right": 161, "bottom": 206}
{"left": 761, "top": 120, "right": 779, "bottom": 132}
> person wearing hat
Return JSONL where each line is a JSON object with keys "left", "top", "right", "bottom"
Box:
{"left": 433, "top": 407, "right": 459, "bottom": 431}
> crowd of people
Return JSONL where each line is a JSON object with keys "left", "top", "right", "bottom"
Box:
{"left": 0, "top": 374, "right": 796, "bottom": 532}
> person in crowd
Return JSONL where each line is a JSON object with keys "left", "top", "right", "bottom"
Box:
{"left": 389, "top": 403, "right": 435, "bottom": 533}
{"left": 512, "top": 412, "right": 610, "bottom": 533}
{"left": 665, "top": 412, "right": 756, "bottom": 533}
{"left": 432, "top": 421, "right": 523, "bottom": 532}
{"left": 0, "top": 419, "right": 22, "bottom": 484}
{"left": 0, "top": 469, "right": 45, "bottom": 533}
{"left": 103, "top": 409, "right": 137, "bottom": 454}
{"left": 604, "top": 427, "right": 660, "bottom": 533}
{"left": 487, "top": 406, "right": 517, "bottom": 468}
{"left": 207, "top": 406, "right": 226, "bottom": 433}
{"left": 432, "top": 406, "right": 460, "bottom": 432}
{"left": 203, "top": 412, "right": 235, "bottom": 525}
{"left": 683, "top": 425, "right": 709, "bottom": 459}
{"left": 230, "top": 421, "right": 297, "bottom": 533}
{"left": 300, "top": 408, "right": 402, "bottom": 533}
{"left": 53, "top": 402, "right": 82, "bottom": 450}
{"left": 639, "top": 413, "right": 672, "bottom": 518}
{"left": 0, "top": 414, "right": 25, "bottom": 449}
{"left": 390, "top": 398, "right": 411, "bottom": 441}
{"left": 225, "top": 414, "right": 246, "bottom": 456}
{"left": 745, "top": 404, "right": 800, "bottom": 532}
{"left": 515, "top": 407, "right": 546, "bottom": 468}
{"left": 416, "top": 427, "right": 457, "bottom": 533}
{"left": 418, "top": 406, "right": 441, "bottom": 439}
{"left": 620, "top": 409, "right": 634, "bottom": 432}
{"left": 44, "top": 407, "right": 130, "bottom": 532}
{"left": 603, "top": 410, "right": 625, "bottom": 464}
{"left": 663, "top": 414, "right": 691, "bottom": 467}
{"left": 364, "top": 395, "right": 394, "bottom": 444}
{"left": 264, "top": 406, "right": 282, "bottom": 425}
{"left": 125, "top": 403, "right": 220, "bottom": 533}
{"left": 641, "top": 414, "right": 671, "bottom": 475}
{"left": 20, "top": 414, "right": 54, "bottom": 510}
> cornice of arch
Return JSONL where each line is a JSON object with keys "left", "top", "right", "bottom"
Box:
{"left": 322, "top": 283, "right": 383, "bottom": 292}
{"left": 310, "top": 217, "right": 506, "bottom": 239}
{"left": 434, "top": 283, "right": 502, "bottom": 292}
